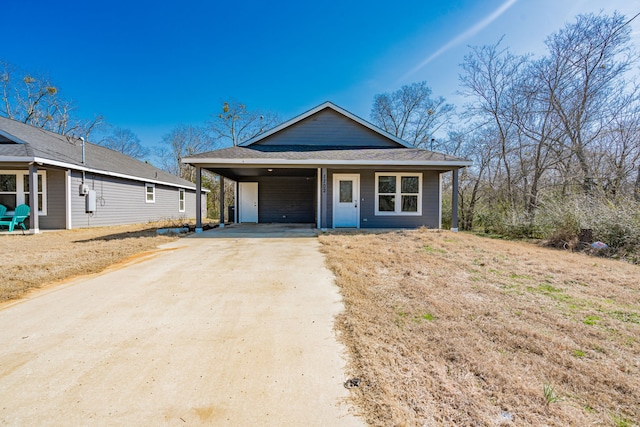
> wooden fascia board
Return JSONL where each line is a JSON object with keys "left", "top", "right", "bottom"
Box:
{"left": 183, "top": 157, "right": 472, "bottom": 168}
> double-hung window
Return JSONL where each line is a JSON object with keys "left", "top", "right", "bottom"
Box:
{"left": 178, "top": 189, "right": 185, "bottom": 212}
{"left": 375, "top": 173, "right": 422, "bottom": 215}
{"left": 145, "top": 183, "right": 155, "bottom": 203}
{"left": 0, "top": 170, "right": 47, "bottom": 214}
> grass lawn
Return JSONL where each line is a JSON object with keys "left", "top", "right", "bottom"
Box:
{"left": 319, "top": 229, "right": 640, "bottom": 427}
{"left": 0, "top": 224, "right": 179, "bottom": 302}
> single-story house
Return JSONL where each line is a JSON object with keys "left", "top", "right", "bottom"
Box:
{"left": 0, "top": 115, "right": 207, "bottom": 233}
{"left": 183, "top": 102, "right": 470, "bottom": 231}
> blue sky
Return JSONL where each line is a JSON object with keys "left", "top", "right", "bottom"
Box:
{"left": 2, "top": 0, "right": 639, "bottom": 158}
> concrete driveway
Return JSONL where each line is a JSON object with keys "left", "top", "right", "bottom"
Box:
{"left": 0, "top": 225, "right": 365, "bottom": 426}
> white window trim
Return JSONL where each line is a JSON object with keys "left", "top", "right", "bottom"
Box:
{"left": 178, "top": 188, "right": 185, "bottom": 212}
{"left": 0, "top": 169, "right": 47, "bottom": 215}
{"left": 374, "top": 172, "right": 422, "bottom": 216}
{"left": 145, "top": 183, "right": 155, "bottom": 204}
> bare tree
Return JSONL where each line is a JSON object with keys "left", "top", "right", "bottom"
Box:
{"left": 99, "top": 127, "right": 150, "bottom": 160}
{"left": 508, "top": 58, "right": 566, "bottom": 217}
{"left": 158, "top": 125, "right": 216, "bottom": 181}
{"left": 442, "top": 128, "right": 497, "bottom": 230}
{"left": 370, "top": 81, "right": 454, "bottom": 149}
{"left": 211, "top": 100, "right": 280, "bottom": 146}
{"left": 1, "top": 60, "right": 102, "bottom": 138}
{"left": 542, "top": 12, "right": 638, "bottom": 193}
{"left": 459, "top": 41, "right": 528, "bottom": 212}
{"left": 597, "top": 94, "right": 640, "bottom": 197}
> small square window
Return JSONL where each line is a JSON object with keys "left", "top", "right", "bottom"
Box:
{"left": 401, "top": 176, "right": 419, "bottom": 193}
{"left": 378, "top": 195, "right": 395, "bottom": 212}
{"left": 378, "top": 176, "right": 396, "bottom": 193}
{"left": 145, "top": 183, "right": 155, "bottom": 203}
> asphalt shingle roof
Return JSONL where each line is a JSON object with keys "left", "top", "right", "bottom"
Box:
{"left": 186, "top": 145, "right": 467, "bottom": 163}
{"left": 0, "top": 116, "right": 196, "bottom": 189}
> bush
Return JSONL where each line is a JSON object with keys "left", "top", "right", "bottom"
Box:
{"left": 537, "top": 195, "right": 640, "bottom": 262}
{"left": 475, "top": 209, "right": 543, "bottom": 239}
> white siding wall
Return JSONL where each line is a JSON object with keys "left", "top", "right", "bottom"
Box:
{"left": 70, "top": 171, "right": 202, "bottom": 228}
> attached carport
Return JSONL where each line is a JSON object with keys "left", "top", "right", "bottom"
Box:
{"left": 199, "top": 166, "right": 318, "bottom": 225}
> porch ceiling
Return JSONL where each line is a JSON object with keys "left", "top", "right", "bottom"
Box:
{"left": 205, "top": 167, "right": 317, "bottom": 180}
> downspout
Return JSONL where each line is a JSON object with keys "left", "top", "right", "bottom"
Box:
{"left": 80, "top": 137, "right": 86, "bottom": 184}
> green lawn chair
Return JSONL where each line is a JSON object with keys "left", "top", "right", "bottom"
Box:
{"left": 0, "top": 204, "right": 30, "bottom": 232}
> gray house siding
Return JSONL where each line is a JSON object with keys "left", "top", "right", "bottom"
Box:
{"left": 238, "top": 176, "right": 316, "bottom": 223}
{"left": 327, "top": 169, "right": 441, "bottom": 229}
{"left": 253, "top": 109, "right": 398, "bottom": 148}
{"left": 38, "top": 168, "right": 67, "bottom": 229}
{"left": 69, "top": 171, "right": 201, "bottom": 229}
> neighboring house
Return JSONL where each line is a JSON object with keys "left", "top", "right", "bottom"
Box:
{"left": 0, "top": 116, "right": 207, "bottom": 233}
{"left": 183, "top": 101, "right": 470, "bottom": 231}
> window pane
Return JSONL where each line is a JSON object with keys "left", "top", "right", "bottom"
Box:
{"left": 0, "top": 175, "right": 16, "bottom": 192}
{"left": 379, "top": 195, "right": 395, "bottom": 212}
{"left": 401, "top": 195, "right": 418, "bottom": 212}
{"left": 401, "top": 176, "right": 419, "bottom": 193}
{"left": 22, "top": 174, "right": 43, "bottom": 193}
{"left": 339, "top": 181, "right": 353, "bottom": 203}
{"left": 0, "top": 194, "right": 17, "bottom": 210}
{"left": 24, "top": 193, "right": 44, "bottom": 209}
{"left": 146, "top": 185, "right": 154, "bottom": 202}
{"left": 378, "top": 176, "right": 396, "bottom": 194}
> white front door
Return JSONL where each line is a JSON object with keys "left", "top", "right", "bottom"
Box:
{"left": 333, "top": 174, "right": 360, "bottom": 228}
{"left": 239, "top": 182, "right": 258, "bottom": 223}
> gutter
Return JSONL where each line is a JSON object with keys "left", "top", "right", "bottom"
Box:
{"left": 0, "top": 155, "right": 209, "bottom": 192}
{"left": 182, "top": 158, "right": 473, "bottom": 167}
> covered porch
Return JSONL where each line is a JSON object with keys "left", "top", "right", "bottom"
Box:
{"left": 190, "top": 164, "right": 462, "bottom": 232}
{"left": 0, "top": 163, "right": 45, "bottom": 234}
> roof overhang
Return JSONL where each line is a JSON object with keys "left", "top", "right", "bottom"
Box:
{"left": 184, "top": 157, "right": 471, "bottom": 180}
{"left": 0, "top": 156, "right": 207, "bottom": 192}
{"left": 184, "top": 157, "right": 472, "bottom": 168}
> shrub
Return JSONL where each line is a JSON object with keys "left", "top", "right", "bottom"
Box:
{"left": 537, "top": 194, "right": 640, "bottom": 261}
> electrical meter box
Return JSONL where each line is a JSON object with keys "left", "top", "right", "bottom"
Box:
{"left": 86, "top": 190, "right": 97, "bottom": 213}
{"left": 79, "top": 184, "right": 89, "bottom": 196}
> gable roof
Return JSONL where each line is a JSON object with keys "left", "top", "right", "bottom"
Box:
{"left": 184, "top": 101, "right": 471, "bottom": 168}
{"left": 239, "top": 101, "right": 413, "bottom": 148}
{"left": 0, "top": 116, "right": 198, "bottom": 190}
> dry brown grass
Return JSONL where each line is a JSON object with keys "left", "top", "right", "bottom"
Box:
{"left": 320, "top": 229, "right": 640, "bottom": 427}
{"left": 0, "top": 223, "right": 180, "bottom": 302}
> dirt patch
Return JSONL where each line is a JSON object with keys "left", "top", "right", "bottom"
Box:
{"left": 319, "top": 229, "right": 640, "bottom": 426}
{"left": 0, "top": 224, "right": 181, "bottom": 302}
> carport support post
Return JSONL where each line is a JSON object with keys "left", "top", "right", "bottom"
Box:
{"left": 28, "top": 163, "right": 39, "bottom": 234}
{"left": 451, "top": 168, "right": 459, "bottom": 232}
{"left": 219, "top": 175, "right": 225, "bottom": 228}
{"left": 195, "top": 166, "right": 202, "bottom": 233}
{"left": 321, "top": 168, "right": 328, "bottom": 230}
